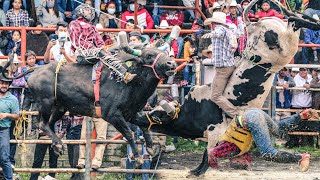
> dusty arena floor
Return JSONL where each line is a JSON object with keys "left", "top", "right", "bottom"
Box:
{"left": 156, "top": 151, "right": 320, "bottom": 180}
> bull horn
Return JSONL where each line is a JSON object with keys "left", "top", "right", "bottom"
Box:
{"left": 118, "top": 31, "right": 142, "bottom": 56}
{"left": 158, "top": 26, "right": 181, "bottom": 51}
{"left": 243, "top": 0, "right": 259, "bottom": 27}
{"left": 159, "top": 100, "right": 175, "bottom": 117}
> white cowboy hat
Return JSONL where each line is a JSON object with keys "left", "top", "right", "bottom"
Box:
{"left": 209, "top": 2, "right": 221, "bottom": 14}
{"left": 292, "top": 67, "right": 300, "bottom": 72}
{"left": 202, "top": 44, "right": 212, "bottom": 57}
{"left": 204, "top": 12, "right": 227, "bottom": 26}
{"left": 156, "top": 20, "right": 173, "bottom": 29}
{"left": 229, "top": 0, "right": 238, "bottom": 7}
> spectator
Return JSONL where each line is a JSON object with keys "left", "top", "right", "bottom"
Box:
{"left": 202, "top": 44, "right": 215, "bottom": 85}
{"left": 125, "top": 18, "right": 135, "bottom": 29}
{"left": 5, "top": 0, "right": 29, "bottom": 27}
{"left": 2, "top": 0, "right": 27, "bottom": 13}
{"left": 254, "top": 0, "right": 284, "bottom": 19}
{"left": 29, "top": 119, "right": 67, "bottom": 180}
{"left": 160, "top": 9, "right": 184, "bottom": 27}
{"left": 0, "top": 74, "right": 19, "bottom": 180}
{"left": 99, "top": 1, "right": 120, "bottom": 29}
{"left": 310, "top": 68, "right": 320, "bottom": 109}
{"left": 8, "top": 56, "right": 24, "bottom": 106}
{"left": 182, "top": 0, "right": 202, "bottom": 22}
{"left": 182, "top": 33, "right": 197, "bottom": 86}
{"left": 150, "top": 20, "right": 178, "bottom": 57}
{"left": 0, "top": 5, "right": 5, "bottom": 26}
{"left": 57, "top": 0, "right": 80, "bottom": 23}
{"left": 26, "top": 22, "right": 50, "bottom": 62}
{"left": 226, "top": 0, "right": 241, "bottom": 26}
{"left": 301, "top": 20, "right": 320, "bottom": 64}
{"left": 22, "top": 50, "right": 38, "bottom": 137}
{"left": 208, "top": 2, "right": 222, "bottom": 15}
{"left": 0, "top": 22, "right": 10, "bottom": 55}
{"left": 303, "top": 0, "right": 320, "bottom": 19}
{"left": 273, "top": 67, "right": 295, "bottom": 120}
{"left": 121, "top": 0, "right": 154, "bottom": 30}
{"left": 65, "top": 115, "right": 85, "bottom": 180}
{"left": 99, "top": 0, "right": 122, "bottom": 15}
{"left": 286, "top": 67, "right": 312, "bottom": 148}
{"left": 129, "top": 31, "right": 148, "bottom": 45}
{"left": 287, "top": 0, "right": 303, "bottom": 11}
{"left": 44, "top": 22, "right": 75, "bottom": 63}
{"left": 291, "top": 67, "right": 300, "bottom": 78}
{"left": 5, "top": 30, "right": 21, "bottom": 55}
{"left": 37, "top": 0, "right": 64, "bottom": 28}
{"left": 76, "top": 117, "right": 108, "bottom": 170}
{"left": 240, "top": 0, "right": 255, "bottom": 18}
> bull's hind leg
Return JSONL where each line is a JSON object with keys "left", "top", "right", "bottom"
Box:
{"left": 40, "top": 105, "right": 66, "bottom": 156}
{"left": 108, "top": 112, "right": 144, "bottom": 165}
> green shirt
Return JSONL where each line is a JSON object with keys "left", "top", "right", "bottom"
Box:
{"left": 0, "top": 92, "right": 19, "bottom": 128}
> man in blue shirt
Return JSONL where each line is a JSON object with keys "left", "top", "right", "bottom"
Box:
{"left": 0, "top": 74, "right": 19, "bottom": 180}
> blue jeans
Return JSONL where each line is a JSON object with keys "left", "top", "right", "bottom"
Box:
{"left": 244, "top": 108, "right": 302, "bottom": 157}
{"left": 176, "top": 37, "right": 184, "bottom": 59}
{"left": 3, "top": 0, "right": 27, "bottom": 13}
{"left": 0, "top": 127, "right": 13, "bottom": 180}
{"left": 126, "top": 127, "right": 150, "bottom": 180}
{"left": 302, "top": 47, "right": 320, "bottom": 64}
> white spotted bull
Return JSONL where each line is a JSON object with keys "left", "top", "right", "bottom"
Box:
{"left": 133, "top": 0, "right": 320, "bottom": 176}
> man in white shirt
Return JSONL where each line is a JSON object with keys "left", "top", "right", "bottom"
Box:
{"left": 44, "top": 22, "right": 75, "bottom": 63}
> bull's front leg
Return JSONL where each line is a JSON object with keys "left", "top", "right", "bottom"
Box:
{"left": 108, "top": 112, "right": 144, "bottom": 165}
{"left": 39, "top": 105, "right": 65, "bottom": 156}
{"left": 140, "top": 127, "right": 154, "bottom": 156}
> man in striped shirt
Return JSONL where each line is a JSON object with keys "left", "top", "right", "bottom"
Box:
{"left": 204, "top": 12, "right": 239, "bottom": 117}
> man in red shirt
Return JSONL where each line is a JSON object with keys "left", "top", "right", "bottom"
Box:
{"left": 69, "top": 4, "right": 136, "bottom": 83}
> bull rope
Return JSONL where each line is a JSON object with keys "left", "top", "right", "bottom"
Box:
{"left": 13, "top": 110, "right": 31, "bottom": 153}
{"left": 54, "top": 59, "right": 67, "bottom": 99}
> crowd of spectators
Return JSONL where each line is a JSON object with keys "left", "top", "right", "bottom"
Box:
{"left": 0, "top": 0, "right": 319, "bottom": 179}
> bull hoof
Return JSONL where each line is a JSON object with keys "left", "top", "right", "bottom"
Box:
{"left": 52, "top": 143, "right": 64, "bottom": 156}
{"left": 135, "top": 156, "right": 144, "bottom": 165}
{"left": 146, "top": 147, "right": 154, "bottom": 156}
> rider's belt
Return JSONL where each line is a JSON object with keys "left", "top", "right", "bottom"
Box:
{"left": 220, "top": 119, "right": 253, "bottom": 156}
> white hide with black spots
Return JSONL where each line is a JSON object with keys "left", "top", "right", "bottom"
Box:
{"left": 223, "top": 17, "right": 299, "bottom": 108}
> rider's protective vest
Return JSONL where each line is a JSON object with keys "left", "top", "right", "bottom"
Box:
{"left": 220, "top": 117, "right": 253, "bottom": 156}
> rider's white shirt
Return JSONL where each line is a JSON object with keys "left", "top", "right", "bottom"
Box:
{"left": 50, "top": 41, "right": 74, "bottom": 62}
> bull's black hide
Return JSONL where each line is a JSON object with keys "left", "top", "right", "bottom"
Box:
{"left": 264, "top": 30, "right": 280, "bottom": 50}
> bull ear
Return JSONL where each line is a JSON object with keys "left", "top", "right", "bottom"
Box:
{"left": 118, "top": 31, "right": 142, "bottom": 57}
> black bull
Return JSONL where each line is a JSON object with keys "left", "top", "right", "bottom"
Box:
{"left": 4, "top": 47, "right": 176, "bottom": 163}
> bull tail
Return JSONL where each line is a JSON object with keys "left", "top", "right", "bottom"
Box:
{"left": 2, "top": 53, "right": 38, "bottom": 80}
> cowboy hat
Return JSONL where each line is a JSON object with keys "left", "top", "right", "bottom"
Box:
{"left": 204, "top": 12, "right": 228, "bottom": 26}
{"left": 202, "top": 44, "right": 212, "bottom": 57}
{"left": 0, "top": 74, "right": 12, "bottom": 84}
{"left": 155, "top": 20, "right": 173, "bottom": 29}
{"left": 229, "top": 0, "right": 238, "bottom": 7}
{"left": 208, "top": 2, "right": 221, "bottom": 14}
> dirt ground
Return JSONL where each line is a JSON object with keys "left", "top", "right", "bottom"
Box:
{"left": 156, "top": 151, "right": 320, "bottom": 180}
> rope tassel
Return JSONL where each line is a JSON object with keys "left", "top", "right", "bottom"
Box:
{"left": 14, "top": 110, "right": 31, "bottom": 153}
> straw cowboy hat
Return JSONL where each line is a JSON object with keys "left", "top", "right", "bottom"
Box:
{"left": 208, "top": 2, "right": 221, "bottom": 14}
{"left": 204, "top": 12, "right": 228, "bottom": 26}
{"left": 156, "top": 20, "right": 173, "bottom": 29}
{"left": 202, "top": 44, "right": 212, "bottom": 57}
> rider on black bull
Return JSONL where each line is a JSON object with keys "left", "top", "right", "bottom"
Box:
{"left": 69, "top": 4, "right": 136, "bottom": 83}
